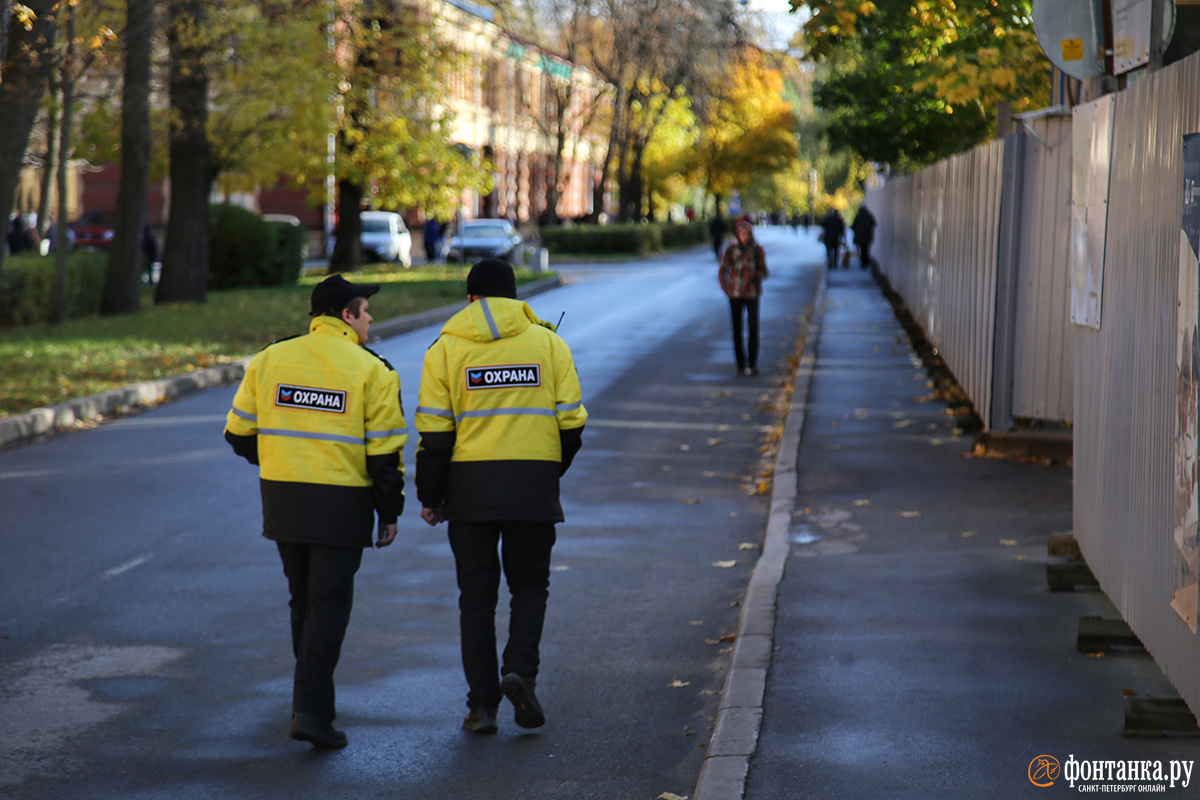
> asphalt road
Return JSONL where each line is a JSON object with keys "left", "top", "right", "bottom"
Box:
{"left": 0, "top": 227, "right": 823, "bottom": 800}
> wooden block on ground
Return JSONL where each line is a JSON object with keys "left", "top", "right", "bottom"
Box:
{"left": 1047, "top": 558, "right": 1099, "bottom": 591}
{"left": 1124, "top": 696, "right": 1200, "bottom": 738}
{"left": 1048, "top": 532, "right": 1082, "bottom": 559}
{"left": 1077, "top": 616, "right": 1142, "bottom": 653}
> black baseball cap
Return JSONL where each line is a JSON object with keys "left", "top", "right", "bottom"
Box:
{"left": 466, "top": 258, "right": 517, "bottom": 299}
{"left": 310, "top": 274, "right": 380, "bottom": 316}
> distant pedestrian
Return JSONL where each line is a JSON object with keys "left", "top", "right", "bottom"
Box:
{"left": 709, "top": 212, "right": 728, "bottom": 261}
{"left": 7, "top": 215, "right": 35, "bottom": 255}
{"left": 851, "top": 205, "right": 877, "bottom": 269}
{"left": 718, "top": 217, "right": 769, "bottom": 376}
{"left": 820, "top": 210, "right": 846, "bottom": 271}
{"left": 415, "top": 258, "right": 587, "bottom": 735}
{"left": 141, "top": 223, "right": 158, "bottom": 283}
{"left": 424, "top": 217, "right": 443, "bottom": 262}
{"left": 223, "top": 274, "right": 408, "bottom": 750}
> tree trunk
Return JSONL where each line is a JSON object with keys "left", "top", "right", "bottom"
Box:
{"left": 102, "top": 0, "right": 154, "bottom": 316}
{"left": 0, "top": 0, "right": 58, "bottom": 271}
{"left": 589, "top": 86, "right": 623, "bottom": 223}
{"left": 48, "top": 7, "right": 76, "bottom": 325}
{"left": 157, "top": 0, "right": 212, "bottom": 305}
{"left": 36, "top": 89, "right": 60, "bottom": 239}
{"left": 329, "top": 178, "right": 364, "bottom": 273}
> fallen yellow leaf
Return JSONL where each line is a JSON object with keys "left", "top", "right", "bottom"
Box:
{"left": 707, "top": 438, "right": 723, "bottom": 446}
{"left": 853, "top": 499, "right": 870, "bottom": 506}
{"left": 960, "top": 531, "right": 977, "bottom": 538}
{"left": 712, "top": 560, "right": 738, "bottom": 568}
{"left": 899, "top": 511, "right": 921, "bottom": 518}
{"left": 659, "top": 793, "right": 689, "bottom": 800}
{"left": 668, "top": 680, "right": 691, "bottom": 688}
{"left": 893, "top": 420, "right": 912, "bottom": 428}
{"left": 738, "top": 542, "right": 759, "bottom": 550}
{"left": 1000, "top": 539, "right": 1018, "bottom": 547}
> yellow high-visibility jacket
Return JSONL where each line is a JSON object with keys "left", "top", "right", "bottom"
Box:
{"left": 415, "top": 296, "right": 586, "bottom": 521}
{"left": 224, "top": 315, "right": 407, "bottom": 547}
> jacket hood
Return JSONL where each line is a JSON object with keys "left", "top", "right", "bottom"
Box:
{"left": 441, "top": 296, "right": 556, "bottom": 343}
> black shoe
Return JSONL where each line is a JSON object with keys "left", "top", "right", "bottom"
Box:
{"left": 462, "top": 706, "right": 499, "bottom": 734}
{"left": 290, "top": 712, "right": 348, "bottom": 749}
{"left": 500, "top": 672, "right": 546, "bottom": 729}
{"left": 745, "top": 366, "right": 759, "bottom": 376}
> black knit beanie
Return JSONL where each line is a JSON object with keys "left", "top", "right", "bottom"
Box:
{"left": 466, "top": 258, "right": 517, "bottom": 299}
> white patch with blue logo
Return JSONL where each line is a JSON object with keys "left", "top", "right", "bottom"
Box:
{"left": 465, "top": 364, "right": 541, "bottom": 390}
{"left": 275, "top": 383, "right": 347, "bottom": 412}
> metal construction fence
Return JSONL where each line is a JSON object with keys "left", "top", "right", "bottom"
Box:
{"left": 866, "top": 50, "right": 1200, "bottom": 718}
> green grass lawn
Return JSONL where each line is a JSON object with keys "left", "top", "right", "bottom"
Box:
{"left": 0, "top": 263, "right": 544, "bottom": 418}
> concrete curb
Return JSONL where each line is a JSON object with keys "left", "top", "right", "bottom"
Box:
{"left": 0, "top": 275, "right": 564, "bottom": 449}
{"left": 693, "top": 275, "right": 828, "bottom": 800}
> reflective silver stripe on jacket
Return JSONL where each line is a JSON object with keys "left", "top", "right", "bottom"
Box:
{"left": 231, "top": 407, "right": 257, "bottom": 422}
{"left": 479, "top": 298, "right": 502, "bottom": 341}
{"left": 455, "top": 407, "right": 557, "bottom": 423}
{"left": 258, "top": 428, "right": 367, "bottom": 446}
{"left": 365, "top": 427, "right": 408, "bottom": 439}
{"left": 556, "top": 401, "right": 583, "bottom": 412}
{"left": 416, "top": 406, "right": 455, "bottom": 418}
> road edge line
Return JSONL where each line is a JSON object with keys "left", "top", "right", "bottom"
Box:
{"left": 693, "top": 274, "right": 827, "bottom": 800}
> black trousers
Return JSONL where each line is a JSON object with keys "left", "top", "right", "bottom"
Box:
{"left": 276, "top": 542, "right": 363, "bottom": 723}
{"left": 448, "top": 520, "right": 556, "bottom": 710}
{"left": 729, "top": 297, "right": 760, "bottom": 372}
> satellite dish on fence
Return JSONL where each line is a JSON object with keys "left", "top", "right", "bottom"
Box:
{"left": 1033, "top": 0, "right": 1106, "bottom": 80}
{"left": 1033, "top": 0, "right": 1175, "bottom": 79}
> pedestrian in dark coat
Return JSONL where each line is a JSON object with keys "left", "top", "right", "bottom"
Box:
{"left": 7, "top": 215, "right": 35, "bottom": 254}
{"left": 709, "top": 212, "right": 728, "bottom": 261}
{"left": 851, "top": 205, "right": 877, "bottom": 269}
{"left": 820, "top": 210, "right": 846, "bottom": 271}
{"left": 718, "top": 218, "right": 769, "bottom": 376}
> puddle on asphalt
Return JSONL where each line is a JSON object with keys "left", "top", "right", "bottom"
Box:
{"left": 0, "top": 643, "right": 184, "bottom": 788}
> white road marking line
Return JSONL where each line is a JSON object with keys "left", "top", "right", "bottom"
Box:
{"left": 103, "top": 554, "right": 153, "bottom": 579}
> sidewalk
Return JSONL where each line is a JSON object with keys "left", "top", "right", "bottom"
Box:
{"left": 739, "top": 267, "right": 1196, "bottom": 798}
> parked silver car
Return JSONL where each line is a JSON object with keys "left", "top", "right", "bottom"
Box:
{"left": 441, "top": 219, "right": 523, "bottom": 263}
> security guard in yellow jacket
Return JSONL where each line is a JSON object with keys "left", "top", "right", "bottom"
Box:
{"left": 224, "top": 274, "right": 407, "bottom": 750}
{"left": 416, "top": 258, "right": 586, "bottom": 734}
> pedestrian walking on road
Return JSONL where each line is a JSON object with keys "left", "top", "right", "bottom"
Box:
{"left": 718, "top": 217, "right": 769, "bottom": 376}
{"left": 851, "top": 205, "right": 877, "bottom": 269}
{"left": 820, "top": 209, "right": 846, "bottom": 271}
{"left": 415, "top": 258, "right": 587, "bottom": 735}
{"left": 223, "top": 274, "right": 408, "bottom": 750}
{"left": 709, "top": 212, "right": 728, "bottom": 262}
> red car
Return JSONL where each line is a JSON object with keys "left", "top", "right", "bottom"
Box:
{"left": 71, "top": 212, "right": 116, "bottom": 249}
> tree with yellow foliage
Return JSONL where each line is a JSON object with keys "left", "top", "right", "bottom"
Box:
{"left": 796, "top": 0, "right": 1049, "bottom": 170}
{"left": 694, "top": 47, "right": 799, "bottom": 207}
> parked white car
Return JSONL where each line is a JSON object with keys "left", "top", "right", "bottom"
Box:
{"left": 359, "top": 211, "right": 412, "bottom": 266}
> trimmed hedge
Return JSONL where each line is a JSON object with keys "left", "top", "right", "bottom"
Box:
{"left": 267, "top": 219, "right": 307, "bottom": 287}
{"left": 0, "top": 251, "right": 108, "bottom": 326}
{"left": 540, "top": 221, "right": 707, "bottom": 255}
{"left": 660, "top": 220, "right": 707, "bottom": 249}
{"left": 208, "top": 203, "right": 278, "bottom": 290}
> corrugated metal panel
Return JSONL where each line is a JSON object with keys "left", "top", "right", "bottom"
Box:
{"left": 1073, "top": 53, "right": 1200, "bottom": 718}
{"left": 867, "top": 142, "right": 1005, "bottom": 424}
{"left": 1012, "top": 116, "right": 1075, "bottom": 422}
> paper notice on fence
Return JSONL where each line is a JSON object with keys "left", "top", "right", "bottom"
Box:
{"left": 1172, "top": 132, "right": 1200, "bottom": 633}
{"left": 1069, "top": 96, "right": 1114, "bottom": 330}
